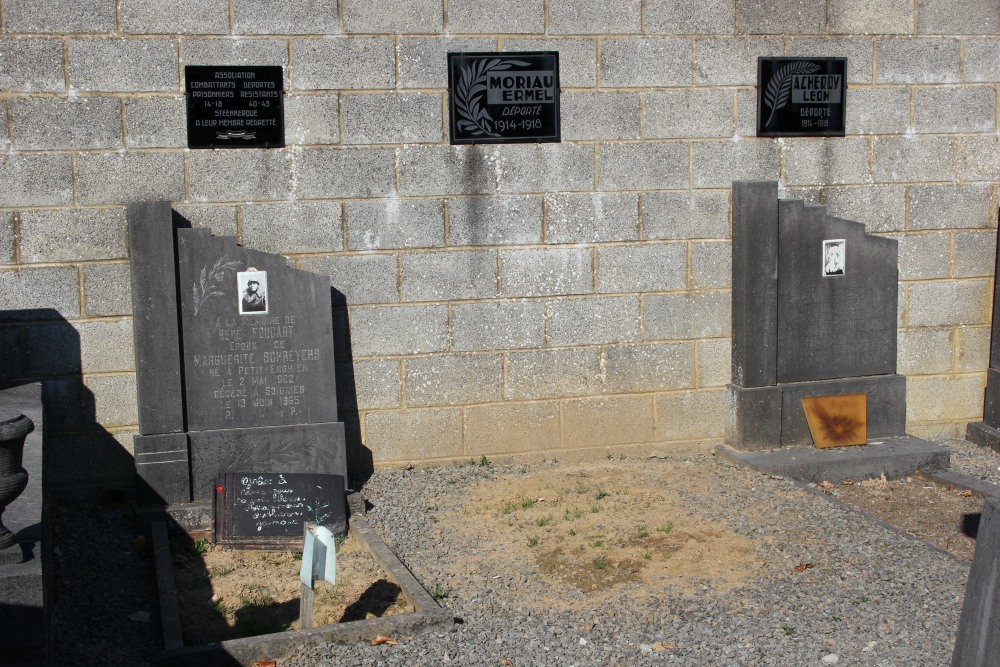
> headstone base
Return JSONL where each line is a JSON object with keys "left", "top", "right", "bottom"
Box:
{"left": 966, "top": 420, "right": 1000, "bottom": 454}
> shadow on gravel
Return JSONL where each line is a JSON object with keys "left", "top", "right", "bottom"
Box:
{"left": 339, "top": 579, "right": 402, "bottom": 622}
{"left": 962, "top": 512, "right": 981, "bottom": 539}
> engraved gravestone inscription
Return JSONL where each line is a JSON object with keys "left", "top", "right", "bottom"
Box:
{"left": 448, "top": 52, "right": 560, "bottom": 144}
{"left": 186, "top": 65, "right": 284, "bottom": 149}
{"left": 757, "top": 57, "right": 846, "bottom": 137}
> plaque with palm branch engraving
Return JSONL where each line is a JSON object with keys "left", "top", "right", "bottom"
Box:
{"left": 757, "top": 57, "right": 846, "bottom": 137}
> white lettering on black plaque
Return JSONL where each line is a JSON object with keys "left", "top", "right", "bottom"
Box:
{"left": 186, "top": 65, "right": 284, "bottom": 148}
{"left": 448, "top": 52, "right": 560, "bottom": 144}
{"left": 757, "top": 57, "right": 846, "bottom": 137}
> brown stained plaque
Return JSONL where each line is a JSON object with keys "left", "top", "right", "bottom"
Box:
{"left": 801, "top": 393, "right": 867, "bottom": 448}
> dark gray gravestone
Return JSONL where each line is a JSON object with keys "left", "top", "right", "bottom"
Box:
{"left": 130, "top": 203, "right": 346, "bottom": 519}
{"left": 966, "top": 217, "right": 1000, "bottom": 450}
{"left": 952, "top": 496, "right": 1000, "bottom": 667}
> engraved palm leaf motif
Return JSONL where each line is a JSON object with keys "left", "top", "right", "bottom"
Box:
{"left": 454, "top": 58, "right": 531, "bottom": 137}
{"left": 763, "top": 61, "right": 821, "bottom": 129}
{"left": 192, "top": 257, "right": 244, "bottom": 316}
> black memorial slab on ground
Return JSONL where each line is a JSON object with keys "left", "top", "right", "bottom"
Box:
{"left": 128, "top": 201, "right": 346, "bottom": 531}
{"left": 966, "top": 216, "right": 1000, "bottom": 451}
{"left": 720, "top": 180, "right": 948, "bottom": 482}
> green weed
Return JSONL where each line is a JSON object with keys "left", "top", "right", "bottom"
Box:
{"left": 595, "top": 490, "right": 610, "bottom": 500}
{"left": 535, "top": 515, "right": 552, "bottom": 527}
{"left": 781, "top": 623, "right": 796, "bottom": 636}
{"left": 430, "top": 583, "right": 451, "bottom": 601}
{"left": 527, "top": 536, "right": 539, "bottom": 547}
{"left": 657, "top": 522, "right": 674, "bottom": 535}
{"left": 592, "top": 557, "right": 609, "bottom": 570}
{"left": 637, "top": 525, "right": 649, "bottom": 538}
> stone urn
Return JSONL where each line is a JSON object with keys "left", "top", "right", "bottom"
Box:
{"left": 0, "top": 410, "right": 34, "bottom": 553}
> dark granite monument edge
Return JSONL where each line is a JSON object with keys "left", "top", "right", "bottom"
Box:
{"left": 952, "top": 496, "right": 1000, "bottom": 667}
{"left": 155, "top": 493, "right": 453, "bottom": 667}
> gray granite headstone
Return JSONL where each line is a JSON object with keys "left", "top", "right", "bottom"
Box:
{"left": 726, "top": 181, "right": 904, "bottom": 450}
{"left": 129, "top": 203, "right": 346, "bottom": 510}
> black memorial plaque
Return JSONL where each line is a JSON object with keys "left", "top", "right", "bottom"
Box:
{"left": 448, "top": 52, "right": 560, "bottom": 145}
{"left": 757, "top": 57, "right": 846, "bottom": 137}
{"left": 186, "top": 65, "right": 284, "bottom": 149}
{"left": 214, "top": 472, "right": 346, "bottom": 548}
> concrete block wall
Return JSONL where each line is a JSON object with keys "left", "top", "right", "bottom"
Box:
{"left": 0, "top": 0, "right": 997, "bottom": 490}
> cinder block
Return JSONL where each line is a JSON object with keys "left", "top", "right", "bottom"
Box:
{"left": 562, "top": 396, "right": 655, "bottom": 447}
{"left": 845, "top": 87, "right": 910, "bottom": 135}
{"left": 76, "top": 152, "right": 184, "bottom": 205}
{"left": 78, "top": 320, "right": 135, "bottom": 373}
{"left": 83, "top": 264, "right": 133, "bottom": 317}
{"left": 656, "top": 390, "right": 725, "bottom": 440}
{"left": 343, "top": 93, "right": 442, "bottom": 144}
{"left": 959, "top": 135, "right": 1000, "bottom": 182}
{"left": 954, "top": 232, "right": 997, "bottom": 278}
{"left": 500, "top": 247, "right": 592, "bottom": 297}
{"left": 738, "top": 0, "right": 826, "bottom": 34}
{"left": 829, "top": 0, "right": 913, "bottom": 34}
{"left": 125, "top": 97, "right": 186, "bottom": 148}
{"left": 549, "top": 296, "right": 639, "bottom": 346}
{"left": 339, "top": 359, "right": 401, "bottom": 410}
{"left": 692, "top": 140, "right": 781, "bottom": 188}
{"left": 782, "top": 138, "right": 871, "bottom": 186}
{"left": 642, "top": 190, "right": 730, "bottom": 240}
{"left": 297, "top": 253, "right": 399, "bottom": 305}
{"left": 0, "top": 155, "right": 73, "bottom": 207}
{"left": 787, "top": 38, "right": 874, "bottom": 84}
{"left": 0, "top": 213, "right": 13, "bottom": 264}
{"left": 549, "top": 0, "right": 640, "bottom": 34}
{"left": 964, "top": 39, "right": 1000, "bottom": 83}
{"left": 242, "top": 202, "right": 342, "bottom": 254}
{"left": 465, "top": 402, "right": 560, "bottom": 454}
{"left": 399, "top": 37, "right": 495, "bottom": 89}
{"left": 545, "top": 193, "right": 638, "bottom": 244}
{"left": 174, "top": 204, "right": 238, "bottom": 236}
{"left": 297, "top": 147, "right": 396, "bottom": 199}
{"left": 285, "top": 94, "right": 340, "bottom": 145}
{"left": 561, "top": 92, "right": 640, "bottom": 141}
{"left": 451, "top": 300, "right": 545, "bottom": 351}
{"left": 448, "top": 196, "right": 543, "bottom": 246}
{"left": 957, "top": 326, "right": 990, "bottom": 372}
{"left": 690, "top": 241, "right": 731, "bottom": 289}
{"left": 399, "top": 145, "right": 497, "bottom": 196}
{"left": 599, "top": 143, "right": 688, "bottom": 191}
{"left": 3, "top": 322, "right": 80, "bottom": 379}
{"left": 604, "top": 342, "right": 693, "bottom": 392}
{"left": 293, "top": 38, "right": 394, "bottom": 90}
{"left": 820, "top": 186, "right": 906, "bottom": 233}
{"left": 646, "top": 0, "right": 734, "bottom": 34}
{"left": 69, "top": 38, "right": 179, "bottom": 92}
{"left": 915, "top": 87, "right": 996, "bottom": 133}
{"left": 348, "top": 304, "right": 449, "bottom": 356}
{"left": 5, "top": 0, "right": 116, "bottom": 33}
{"left": 184, "top": 38, "right": 290, "bottom": 86}
{"left": 188, "top": 150, "right": 293, "bottom": 202}
{"left": 504, "top": 38, "right": 598, "bottom": 88}
{"left": 505, "top": 348, "right": 602, "bottom": 400}
{"left": 735, "top": 88, "right": 758, "bottom": 138}
{"left": 448, "top": 0, "right": 542, "bottom": 33}
{"left": 919, "top": 0, "right": 999, "bottom": 34}
{"left": 405, "top": 353, "right": 503, "bottom": 406}
{"left": 364, "top": 408, "right": 463, "bottom": 462}
{"left": 347, "top": 199, "right": 445, "bottom": 250}
{"left": 876, "top": 38, "right": 960, "bottom": 84}
{"left": 644, "top": 90, "right": 734, "bottom": 139}
{"left": 497, "top": 143, "right": 595, "bottom": 194}
{"left": 233, "top": 0, "right": 339, "bottom": 34}
{"left": 697, "top": 338, "right": 731, "bottom": 387}
{"left": 596, "top": 243, "right": 686, "bottom": 293}
{"left": 401, "top": 250, "right": 498, "bottom": 301}
{"left": 122, "top": 0, "right": 230, "bottom": 34}
{"left": 694, "top": 38, "right": 784, "bottom": 85}
{"left": 872, "top": 136, "right": 957, "bottom": 183}
{"left": 897, "top": 329, "right": 953, "bottom": 375}
{"left": 19, "top": 208, "right": 128, "bottom": 263}
{"left": 344, "top": 0, "right": 442, "bottom": 32}
{"left": 600, "top": 38, "right": 691, "bottom": 87}
{"left": 643, "top": 291, "right": 730, "bottom": 340}
{"left": 889, "top": 233, "right": 949, "bottom": 280}
{"left": 907, "top": 375, "right": 984, "bottom": 422}
{"left": 12, "top": 97, "right": 121, "bottom": 150}
{"left": 0, "top": 38, "right": 65, "bottom": 92}
{"left": 88, "top": 374, "right": 139, "bottom": 427}
{"left": 909, "top": 184, "right": 993, "bottom": 230}
{"left": 908, "top": 280, "right": 989, "bottom": 327}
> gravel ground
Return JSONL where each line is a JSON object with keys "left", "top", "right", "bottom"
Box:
{"left": 49, "top": 438, "right": 1000, "bottom": 667}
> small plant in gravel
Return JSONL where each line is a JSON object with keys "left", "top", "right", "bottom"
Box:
{"left": 520, "top": 498, "right": 536, "bottom": 510}
{"left": 592, "top": 556, "right": 609, "bottom": 570}
{"left": 829, "top": 612, "right": 843, "bottom": 622}
{"left": 535, "top": 515, "right": 553, "bottom": 527}
{"left": 643, "top": 552, "right": 653, "bottom": 560}
{"left": 568, "top": 528, "right": 576, "bottom": 536}
{"left": 239, "top": 585, "right": 275, "bottom": 608}
{"left": 430, "top": 583, "right": 451, "bottom": 601}
{"left": 563, "top": 507, "right": 583, "bottom": 521}
{"left": 657, "top": 522, "right": 674, "bottom": 535}
{"left": 852, "top": 594, "right": 870, "bottom": 605}
{"left": 479, "top": 455, "right": 494, "bottom": 470}
{"left": 211, "top": 564, "right": 236, "bottom": 577}
{"left": 781, "top": 623, "right": 796, "bottom": 636}
{"left": 527, "top": 536, "right": 539, "bottom": 547}
{"left": 595, "top": 489, "right": 610, "bottom": 500}
{"left": 589, "top": 503, "right": 600, "bottom": 514}
{"left": 575, "top": 484, "right": 589, "bottom": 494}
{"left": 212, "top": 598, "right": 228, "bottom": 618}
{"left": 588, "top": 536, "right": 604, "bottom": 548}
{"left": 637, "top": 525, "right": 649, "bottom": 538}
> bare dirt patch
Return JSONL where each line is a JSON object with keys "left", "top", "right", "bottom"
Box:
{"left": 816, "top": 473, "right": 984, "bottom": 562}
{"left": 437, "top": 459, "right": 761, "bottom": 609}
{"left": 171, "top": 530, "right": 413, "bottom": 645}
